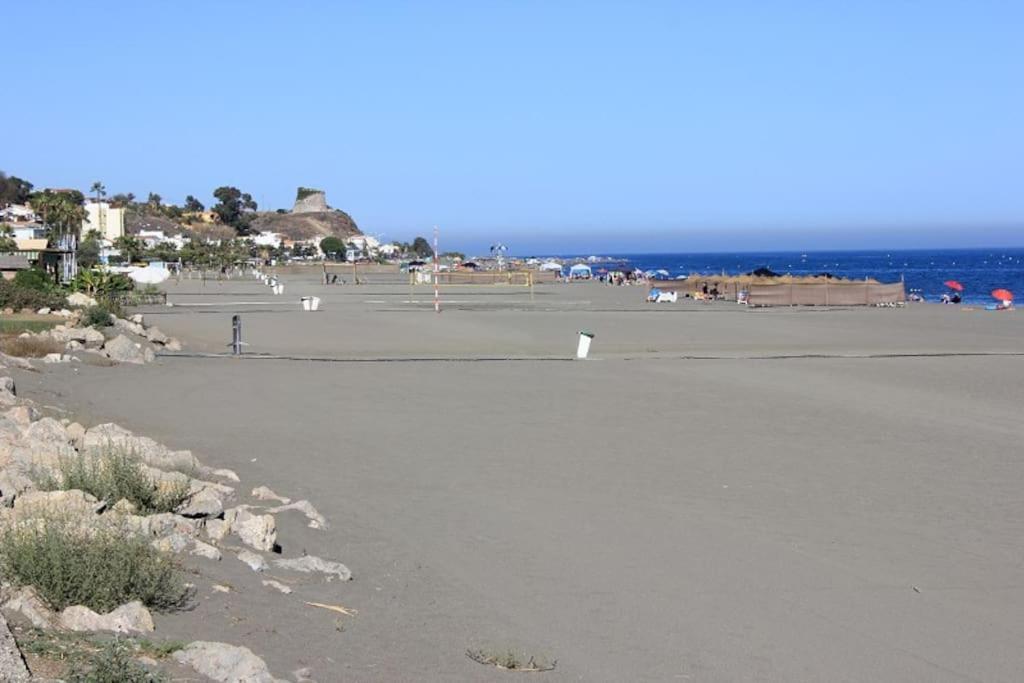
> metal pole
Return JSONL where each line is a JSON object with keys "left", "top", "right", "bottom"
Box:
{"left": 433, "top": 226, "right": 440, "bottom": 314}
{"left": 231, "top": 315, "right": 242, "bottom": 355}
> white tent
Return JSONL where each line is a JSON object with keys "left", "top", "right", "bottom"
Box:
{"left": 568, "top": 263, "right": 592, "bottom": 279}
{"left": 539, "top": 261, "right": 563, "bottom": 272}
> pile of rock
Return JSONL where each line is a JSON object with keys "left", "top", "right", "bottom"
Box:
{"left": 17, "top": 310, "right": 181, "bottom": 365}
{"left": 0, "top": 375, "right": 347, "bottom": 681}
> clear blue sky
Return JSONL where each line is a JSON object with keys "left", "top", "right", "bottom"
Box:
{"left": 5, "top": 1, "right": 1022, "bottom": 253}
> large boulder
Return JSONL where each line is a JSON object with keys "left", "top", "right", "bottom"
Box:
{"left": 13, "top": 490, "right": 106, "bottom": 517}
{"left": 103, "top": 335, "right": 146, "bottom": 364}
{"left": 83, "top": 423, "right": 199, "bottom": 472}
{"left": 173, "top": 641, "right": 287, "bottom": 683}
{"left": 0, "top": 611, "right": 31, "bottom": 682}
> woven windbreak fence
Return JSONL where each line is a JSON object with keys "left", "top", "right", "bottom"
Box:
{"left": 747, "top": 281, "right": 905, "bottom": 306}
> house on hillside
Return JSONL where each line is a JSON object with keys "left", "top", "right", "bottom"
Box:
{"left": 0, "top": 253, "right": 31, "bottom": 280}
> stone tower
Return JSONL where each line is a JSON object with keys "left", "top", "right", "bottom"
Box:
{"left": 292, "top": 187, "right": 329, "bottom": 214}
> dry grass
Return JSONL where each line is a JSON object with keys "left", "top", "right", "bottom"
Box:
{"left": 0, "top": 334, "right": 64, "bottom": 358}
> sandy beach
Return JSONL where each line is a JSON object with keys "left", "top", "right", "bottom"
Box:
{"left": 13, "top": 272, "right": 1024, "bottom": 681}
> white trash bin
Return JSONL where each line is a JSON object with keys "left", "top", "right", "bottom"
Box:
{"left": 310, "top": 296, "right": 321, "bottom": 311}
{"left": 301, "top": 297, "right": 312, "bottom": 311}
{"left": 273, "top": 283, "right": 284, "bottom": 295}
{"left": 576, "top": 331, "right": 594, "bottom": 359}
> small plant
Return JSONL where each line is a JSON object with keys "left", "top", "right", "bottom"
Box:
{"left": 67, "top": 638, "right": 168, "bottom": 683}
{"left": 38, "top": 448, "right": 189, "bottom": 514}
{"left": 466, "top": 648, "right": 557, "bottom": 672}
{"left": 0, "top": 519, "right": 192, "bottom": 613}
{"left": 0, "top": 334, "right": 64, "bottom": 358}
{"left": 0, "top": 277, "right": 68, "bottom": 311}
{"left": 81, "top": 304, "right": 115, "bottom": 327}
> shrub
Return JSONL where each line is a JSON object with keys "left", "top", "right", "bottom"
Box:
{"left": 82, "top": 304, "right": 114, "bottom": 327}
{"left": 0, "top": 334, "right": 65, "bottom": 358}
{"left": 13, "top": 268, "right": 55, "bottom": 292}
{"left": 67, "top": 638, "right": 169, "bottom": 683}
{"left": 0, "top": 520, "right": 191, "bottom": 613}
{"left": 0, "top": 278, "right": 67, "bottom": 311}
{"left": 39, "top": 449, "right": 189, "bottom": 514}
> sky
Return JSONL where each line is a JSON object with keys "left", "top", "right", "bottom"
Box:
{"left": 4, "top": 1, "right": 1022, "bottom": 254}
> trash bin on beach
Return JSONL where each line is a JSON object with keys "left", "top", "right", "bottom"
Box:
{"left": 576, "top": 331, "right": 594, "bottom": 359}
{"left": 273, "top": 283, "right": 284, "bottom": 295}
{"left": 301, "top": 296, "right": 321, "bottom": 311}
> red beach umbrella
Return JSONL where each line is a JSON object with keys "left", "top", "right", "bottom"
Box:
{"left": 944, "top": 280, "right": 963, "bottom": 291}
{"left": 992, "top": 289, "right": 1014, "bottom": 302}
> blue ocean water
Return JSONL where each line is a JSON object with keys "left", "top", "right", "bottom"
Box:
{"left": 559, "top": 249, "right": 1024, "bottom": 304}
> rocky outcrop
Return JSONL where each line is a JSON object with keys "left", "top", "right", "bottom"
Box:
{"left": 0, "top": 612, "right": 31, "bottom": 682}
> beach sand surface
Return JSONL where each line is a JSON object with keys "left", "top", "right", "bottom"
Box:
{"left": 14, "top": 275, "right": 1024, "bottom": 682}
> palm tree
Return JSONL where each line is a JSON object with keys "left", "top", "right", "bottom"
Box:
{"left": 90, "top": 181, "right": 106, "bottom": 203}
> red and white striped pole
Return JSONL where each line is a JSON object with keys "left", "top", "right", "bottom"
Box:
{"left": 433, "top": 226, "right": 440, "bottom": 314}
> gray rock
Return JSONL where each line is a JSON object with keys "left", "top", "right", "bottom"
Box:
{"left": 145, "top": 327, "right": 169, "bottom": 345}
{"left": 3, "top": 406, "right": 38, "bottom": 426}
{"left": 103, "top": 335, "right": 146, "bottom": 364}
{"left": 177, "top": 486, "right": 224, "bottom": 518}
{"left": 143, "top": 347, "right": 156, "bottom": 363}
{"left": 81, "top": 327, "right": 105, "bottom": 349}
{"left": 22, "top": 417, "right": 71, "bottom": 447}
{"left": 14, "top": 489, "right": 105, "bottom": 517}
{"left": 173, "top": 641, "right": 287, "bottom": 683}
{"left": 273, "top": 554, "right": 351, "bottom": 582}
{"left": 251, "top": 485, "right": 290, "bottom": 504}
{"left": 0, "top": 469, "right": 34, "bottom": 506}
{"left": 66, "top": 421, "right": 86, "bottom": 450}
{"left": 0, "top": 611, "right": 31, "bottom": 682}
{"left": 236, "top": 549, "right": 268, "bottom": 572}
{"left": 36, "top": 307, "right": 51, "bottom": 315}
{"left": 210, "top": 467, "right": 240, "bottom": 482}
{"left": 165, "top": 337, "right": 183, "bottom": 351}
{"left": 59, "top": 601, "right": 154, "bottom": 633}
{"left": 130, "top": 314, "right": 145, "bottom": 325}
{"left": 151, "top": 532, "right": 191, "bottom": 554}
{"left": 2, "top": 587, "right": 57, "bottom": 630}
{"left": 83, "top": 423, "right": 199, "bottom": 472}
{"left": 204, "top": 517, "right": 230, "bottom": 543}
{"left": 147, "top": 512, "right": 200, "bottom": 538}
{"left": 226, "top": 508, "right": 277, "bottom": 551}
{"left": 66, "top": 292, "right": 98, "bottom": 307}
{"left": 262, "top": 579, "right": 292, "bottom": 594}
{"left": 268, "top": 499, "right": 328, "bottom": 529}
{"left": 191, "top": 539, "right": 222, "bottom": 561}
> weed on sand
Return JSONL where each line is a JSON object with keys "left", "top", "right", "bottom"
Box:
{"left": 38, "top": 448, "right": 189, "bottom": 514}
{"left": 0, "top": 519, "right": 192, "bottom": 613}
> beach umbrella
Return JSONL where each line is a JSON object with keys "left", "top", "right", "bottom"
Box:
{"left": 944, "top": 280, "right": 963, "bottom": 291}
{"left": 991, "top": 288, "right": 1013, "bottom": 302}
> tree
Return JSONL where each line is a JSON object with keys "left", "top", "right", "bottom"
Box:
{"left": 411, "top": 236, "right": 433, "bottom": 259}
{"left": 77, "top": 233, "right": 101, "bottom": 268}
{"left": 0, "top": 172, "right": 34, "bottom": 205}
{"left": 319, "top": 236, "right": 345, "bottom": 260}
{"left": 0, "top": 224, "right": 16, "bottom": 252}
{"left": 184, "top": 195, "right": 204, "bottom": 212}
{"left": 114, "top": 235, "right": 144, "bottom": 263}
{"left": 90, "top": 181, "right": 106, "bottom": 204}
{"left": 212, "top": 186, "right": 254, "bottom": 235}
{"left": 28, "top": 189, "right": 86, "bottom": 239}
{"left": 110, "top": 192, "right": 135, "bottom": 208}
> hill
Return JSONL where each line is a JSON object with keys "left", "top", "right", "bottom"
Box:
{"left": 249, "top": 209, "right": 361, "bottom": 241}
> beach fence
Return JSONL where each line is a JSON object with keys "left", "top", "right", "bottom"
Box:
{"left": 650, "top": 277, "right": 905, "bottom": 306}
{"left": 746, "top": 281, "right": 905, "bottom": 306}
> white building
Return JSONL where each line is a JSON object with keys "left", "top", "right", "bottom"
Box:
{"left": 378, "top": 243, "right": 400, "bottom": 257}
{"left": 1, "top": 204, "right": 37, "bottom": 223}
{"left": 251, "top": 231, "right": 283, "bottom": 249}
{"left": 83, "top": 201, "right": 125, "bottom": 241}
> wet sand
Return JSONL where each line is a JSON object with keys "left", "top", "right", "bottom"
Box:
{"left": 13, "top": 274, "right": 1024, "bottom": 681}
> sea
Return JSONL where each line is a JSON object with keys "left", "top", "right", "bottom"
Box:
{"left": 555, "top": 248, "right": 1024, "bottom": 305}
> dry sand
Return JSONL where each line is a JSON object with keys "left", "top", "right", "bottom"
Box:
{"left": 13, "top": 272, "right": 1024, "bottom": 681}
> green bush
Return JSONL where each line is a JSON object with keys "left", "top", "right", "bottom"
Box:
{"left": 13, "top": 268, "right": 55, "bottom": 292}
{"left": 0, "top": 520, "right": 192, "bottom": 613}
{"left": 39, "top": 448, "right": 189, "bottom": 515}
{"left": 82, "top": 304, "right": 114, "bottom": 327}
{"left": 67, "top": 638, "right": 169, "bottom": 683}
{"left": 0, "top": 278, "right": 67, "bottom": 311}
